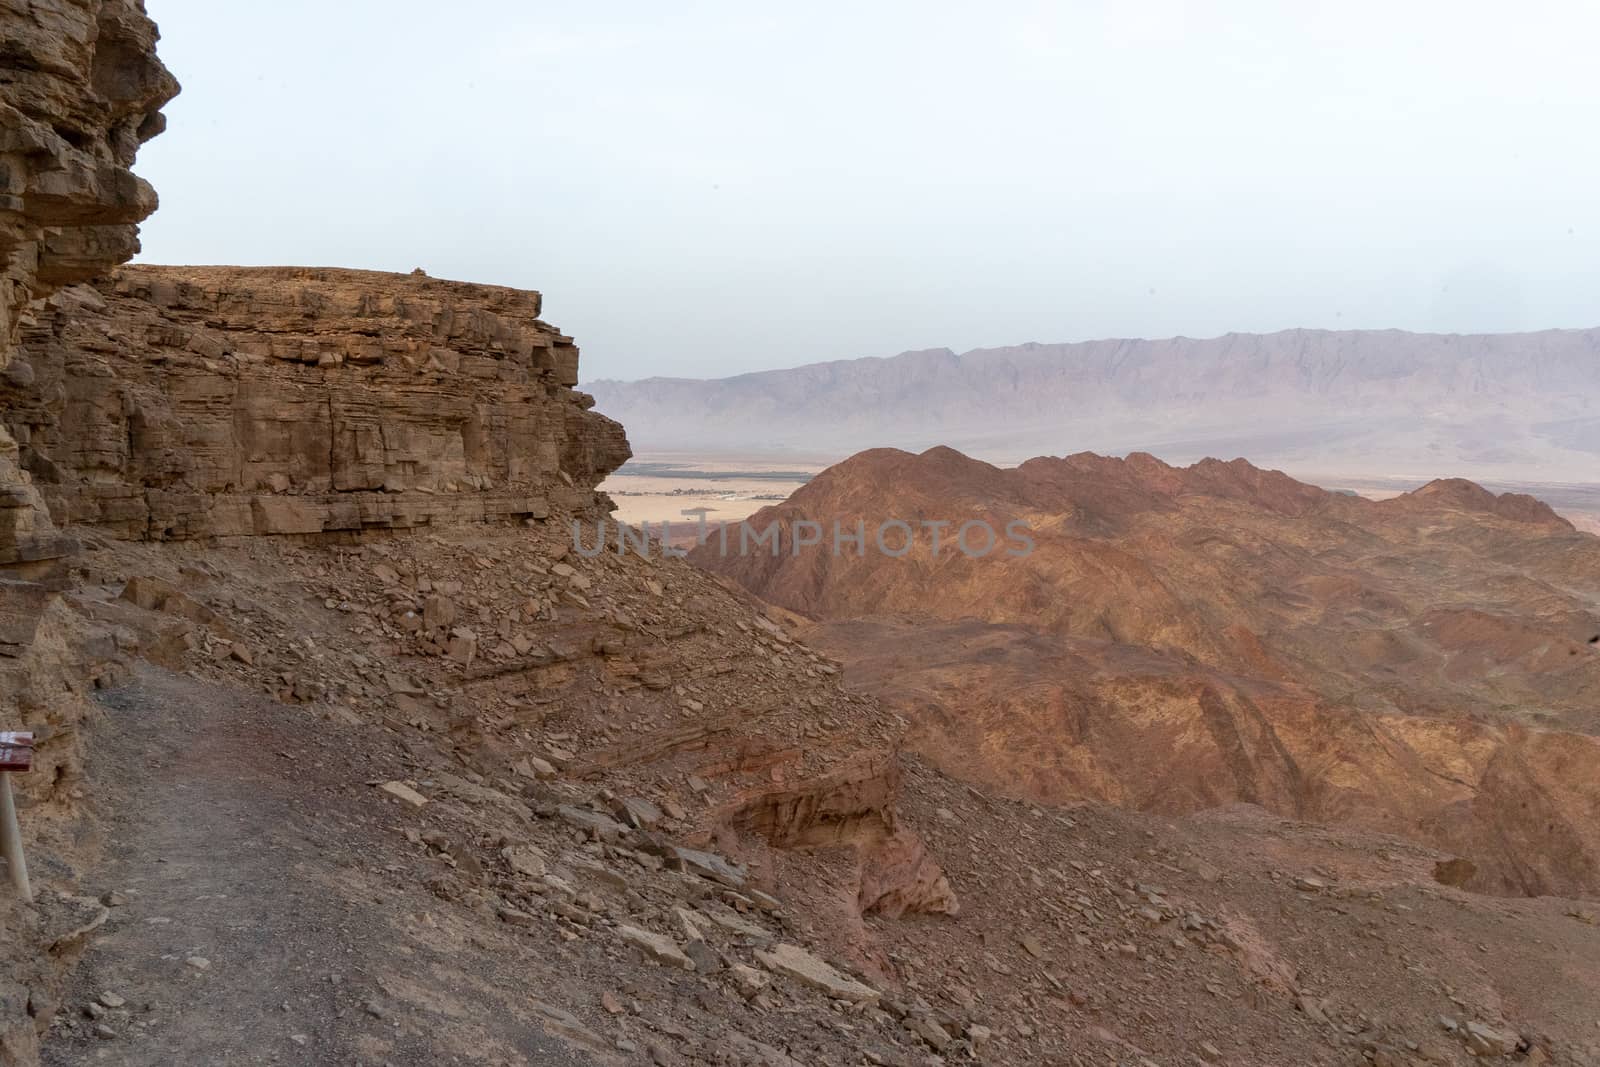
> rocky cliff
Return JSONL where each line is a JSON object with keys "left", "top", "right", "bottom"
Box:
{"left": 2, "top": 265, "right": 631, "bottom": 540}
{"left": 2, "top": 5, "right": 176, "bottom": 1060}
{"left": 1, "top": 0, "right": 178, "bottom": 574}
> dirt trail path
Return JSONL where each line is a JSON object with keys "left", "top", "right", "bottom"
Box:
{"left": 43, "top": 666, "right": 595, "bottom": 1066}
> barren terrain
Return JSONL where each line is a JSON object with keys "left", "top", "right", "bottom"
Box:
{"left": 696, "top": 447, "right": 1600, "bottom": 901}
{"left": 5, "top": 4, "right": 1600, "bottom": 1065}
{"left": 11, "top": 519, "right": 1600, "bottom": 1067}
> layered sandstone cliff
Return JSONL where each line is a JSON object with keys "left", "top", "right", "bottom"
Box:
{"left": 2, "top": 6, "right": 177, "bottom": 1060}
{"left": 1, "top": 0, "right": 178, "bottom": 572}
{"left": 2, "top": 265, "right": 631, "bottom": 540}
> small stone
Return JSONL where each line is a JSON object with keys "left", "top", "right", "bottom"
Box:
{"left": 557, "top": 805, "right": 629, "bottom": 842}
{"left": 1297, "top": 994, "right": 1329, "bottom": 1025}
{"left": 601, "top": 991, "right": 625, "bottom": 1015}
{"left": 905, "top": 1015, "right": 952, "bottom": 1050}
{"left": 94, "top": 1024, "right": 116, "bottom": 1040}
{"left": 1461, "top": 1021, "right": 1520, "bottom": 1057}
{"left": 446, "top": 627, "right": 477, "bottom": 664}
{"left": 97, "top": 991, "right": 126, "bottom": 1009}
{"left": 612, "top": 796, "right": 664, "bottom": 830}
{"left": 616, "top": 925, "right": 695, "bottom": 970}
{"left": 422, "top": 595, "right": 456, "bottom": 629}
{"left": 755, "top": 943, "right": 878, "bottom": 1004}
{"left": 385, "top": 673, "right": 425, "bottom": 696}
{"left": 377, "top": 780, "right": 429, "bottom": 808}
{"left": 363, "top": 1000, "right": 386, "bottom": 1019}
{"left": 666, "top": 844, "right": 747, "bottom": 888}
{"left": 502, "top": 844, "right": 547, "bottom": 879}
{"left": 516, "top": 756, "right": 557, "bottom": 781}
{"left": 729, "top": 964, "right": 769, "bottom": 1000}
{"left": 745, "top": 889, "right": 782, "bottom": 912}
{"left": 185, "top": 956, "right": 211, "bottom": 971}
{"left": 497, "top": 906, "right": 537, "bottom": 927}
{"left": 684, "top": 939, "right": 724, "bottom": 974}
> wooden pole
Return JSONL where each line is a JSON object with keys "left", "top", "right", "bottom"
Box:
{"left": 0, "top": 772, "right": 30, "bottom": 903}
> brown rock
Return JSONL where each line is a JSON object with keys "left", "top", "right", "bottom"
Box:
{"left": 377, "top": 781, "right": 429, "bottom": 809}
{"left": 446, "top": 628, "right": 477, "bottom": 665}
{"left": 423, "top": 595, "right": 457, "bottom": 630}
{"left": 728, "top": 964, "right": 769, "bottom": 1000}
{"left": 5, "top": 265, "right": 630, "bottom": 543}
{"left": 754, "top": 943, "right": 878, "bottom": 1004}
{"left": 0, "top": 0, "right": 177, "bottom": 574}
{"left": 616, "top": 925, "right": 694, "bottom": 971}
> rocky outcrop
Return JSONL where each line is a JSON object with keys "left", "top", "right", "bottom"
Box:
{"left": 1, "top": 6, "right": 174, "bottom": 1061}
{"left": 1, "top": 0, "right": 178, "bottom": 573}
{"left": 729, "top": 751, "right": 959, "bottom": 918}
{"left": 3, "top": 265, "right": 631, "bottom": 540}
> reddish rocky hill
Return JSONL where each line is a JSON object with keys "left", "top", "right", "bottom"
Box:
{"left": 693, "top": 447, "right": 1600, "bottom": 899}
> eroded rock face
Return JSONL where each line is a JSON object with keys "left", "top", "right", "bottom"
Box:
{"left": 1, "top": 0, "right": 178, "bottom": 571}
{"left": 729, "top": 751, "right": 959, "bottom": 918}
{"left": 4, "top": 265, "right": 632, "bottom": 539}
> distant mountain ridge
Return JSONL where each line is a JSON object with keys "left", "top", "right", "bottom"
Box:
{"left": 586, "top": 326, "right": 1600, "bottom": 480}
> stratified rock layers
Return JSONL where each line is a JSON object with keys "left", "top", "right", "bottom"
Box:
{"left": 1, "top": 0, "right": 179, "bottom": 570}
{"left": 4, "top": 265, "right": 631, "bottom": 540}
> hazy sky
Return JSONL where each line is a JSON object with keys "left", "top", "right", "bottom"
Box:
{"left": 136, "top": 0, "right": 1600, "bottom": 381}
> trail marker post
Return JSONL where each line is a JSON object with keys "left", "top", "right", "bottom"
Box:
{"left": 0, "top": 731, "right": 33, "bottom": 903}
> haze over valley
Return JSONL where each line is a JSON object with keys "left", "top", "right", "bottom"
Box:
{"left": 590, "top": 325, "right": 1600, "bottom": 481}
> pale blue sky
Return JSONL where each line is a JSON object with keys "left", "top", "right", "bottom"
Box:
{"left": 136, "top": 1, "right": 1600, "bottom": 380}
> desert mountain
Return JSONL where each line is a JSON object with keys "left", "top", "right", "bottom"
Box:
{"left": 588, "top": 330, "right": 1600, "bottom": 481}
{"left": 3, "top": 4, "right": 1600, "bottom": 1066}
{"left": 693, "top": 447, "right": 1600, "bottom": 899}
